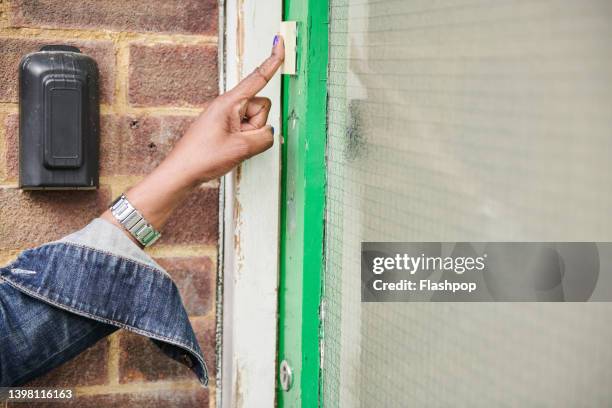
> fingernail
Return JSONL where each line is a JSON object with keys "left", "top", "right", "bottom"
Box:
{"left": 273, "top": 35, "right": 279, "bottom": 47}
{"left": 271, "top": 126, "right": 275, "bottom": 135}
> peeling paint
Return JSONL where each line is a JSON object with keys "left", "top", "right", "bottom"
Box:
{"left": 235, "top": 163, "right": 242, "bottom": 185}
{"left": 232, "top": 0, "right": 246, "bottom": 282}
{"left": 232, "top": 173, "right": 245, "bottom": 280}
{"left": 234, "top": 364, "right": 245, "bottom": 408}
{"left": 289, "top": 109, "right": 298, "bottom": 130}
{"left": 236, "top": 0, "right": 245, "bottom": 80}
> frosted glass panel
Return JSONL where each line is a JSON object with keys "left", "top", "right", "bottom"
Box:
{"left": 323, "top": 1, "right": 612, "bottom": 406}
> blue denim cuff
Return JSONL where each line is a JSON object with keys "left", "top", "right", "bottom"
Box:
{"left": 0, "top": 218, "right": 208, "bottom": 387}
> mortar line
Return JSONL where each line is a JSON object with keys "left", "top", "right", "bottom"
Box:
{"left": 146, "top": 244, "right": 218, "bottom": 260}
{"left": 74, "top": 379, "right": 205, "bottom": 396}
{"left": 189, "top": 314, "right": 211, "bottom": 324}
{"left": 0, "top": 0, "right": 9, "bottom": 27}
{"left": 107, "top": 332, "right": 121, "bottom": 385}
{"left": 0, "top": 27, "right": 217, "bottom": 45}
{"left": 3, "top": 104, "right": 203, "bottom": 122}
{"left": 113, "top": 36, "right": 131, "bottom": 113}
{"left": 103, "top": 177, "right": 214, "bottom": 197}
{"left": 99, "top": 175, "right": 218, "bottom": 189}
{"left": 123, "top": 106, "right": 203, "bottom": 116}
{"left": 100, "top": 104, "right": 203, "bottom": 117}
{"left": 99, "top": 175, "right": 144, "bottom": 187}
{"left": 0, "top": 111, "right": 6, "bottom": 183}
{"left": 0, "top": 103, "right": 18, "bottom": 113}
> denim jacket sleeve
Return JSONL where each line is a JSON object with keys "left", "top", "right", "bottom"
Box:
{"left": 0, "top": 218, "right": 208, "bottom": 387}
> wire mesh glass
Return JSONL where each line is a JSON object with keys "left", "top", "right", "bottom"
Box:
{"left": 323, "top": 1, "right": 612, "bottom": 406}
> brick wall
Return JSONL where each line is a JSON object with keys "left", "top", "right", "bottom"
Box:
{"left": 0, "top": 1, "right": 219, "bottom": 407}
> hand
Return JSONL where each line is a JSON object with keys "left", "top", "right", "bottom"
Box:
{"left": 162, "top": 35, "right": 285, "bottom": 187}
{"left": 101, "top": 35, "right": 285, "bottom": 240}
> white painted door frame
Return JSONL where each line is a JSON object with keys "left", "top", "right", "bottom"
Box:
{"left": 219, "top": 0, "right": 282, "bottom": 406}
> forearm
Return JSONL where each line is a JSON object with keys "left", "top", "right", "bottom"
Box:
{"left": 100, "top": 158, "right": 199, "bottom": 245}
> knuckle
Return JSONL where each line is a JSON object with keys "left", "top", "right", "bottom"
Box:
{"left": 214, "top": 94, "right": 233, "bottom": 110}
{"left": 254, "top": 68, "right": 270, "bottom": 83}
{"left": 216, "top": 93, "right": 231, "bottom": 104}
{"left": 270, "top": 54, "right": 283, "bottom": 65}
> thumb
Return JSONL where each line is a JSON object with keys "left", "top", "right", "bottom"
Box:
{"left": 238, "top": 125, "right": 275, "bottom": 158}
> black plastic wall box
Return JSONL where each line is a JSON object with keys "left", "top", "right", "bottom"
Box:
{"left": 19, "top": 45, "right": 99, "bottom": 189}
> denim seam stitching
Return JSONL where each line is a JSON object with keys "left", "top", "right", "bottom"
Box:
{"left": 0, "top": 277, "right": 208, "bottom": 384}
{"left": 3, "top": 277, "right": 196, "bottom": 350}
{"left": 30, "top": 242, "right": 170, "bottom": 279}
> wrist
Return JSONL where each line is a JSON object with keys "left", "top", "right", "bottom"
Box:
{"left": 157, "top": 149, "right": 215, "bottom": 189}
{"left": 125, "top": 175, "right": 188, "bottom": 228}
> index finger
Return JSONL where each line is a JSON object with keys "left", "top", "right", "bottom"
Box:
{"left": 230, "top": 35, "right": 285, "bottom": 99}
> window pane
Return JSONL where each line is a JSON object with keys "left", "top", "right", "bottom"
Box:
{"left": 324, "top": 1, "right": 612, "bottom": 406}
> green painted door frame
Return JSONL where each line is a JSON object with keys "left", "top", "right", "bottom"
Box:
{"left": 277, "top": 0, "right": 328, "bottom": 406}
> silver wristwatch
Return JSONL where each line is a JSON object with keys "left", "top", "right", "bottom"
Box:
{"left": 110, "top": 194, "right": 161, "bottom": 247}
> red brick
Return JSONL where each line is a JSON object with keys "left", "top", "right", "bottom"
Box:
{"left": 160, "top": 187, "right": 219, "bottom": 245}
{"left": 7, "top": 388, "right": 209, "bottom": 408}
{"left": 191, "top": 315, "right": 217, "bottom": 378}
{"left": 3, "top": 113, "right": 18, "bottom": 181}
{"left": 26, "top": 337, "right": 110, "bottom": 387}
{"left": 155, "top": 257, "right": 215, "bottom": 316}
{"left": 0, "top": 187, "right": 110, "bottom": 250}
{"left": 118, "top": 331, "right": 194, "bottom": 383}
{"left": 0, "top": 37, "right": 115, "bottom": 104}
{"left": 8, "top": 0, "right": 218, "bottom": 35}
{"left": 129, "top": 43, "right": 218, "bottom": 107}
{"left": 100, "top": 114, "right": 194, "bottom": 176}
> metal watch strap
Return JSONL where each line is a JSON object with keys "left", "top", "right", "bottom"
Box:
{"left": 110, "top": 194, "right": 161, "bottom": 247}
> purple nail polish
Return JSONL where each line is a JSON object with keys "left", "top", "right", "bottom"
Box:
{"left": 273, "top": 35, "right": 279, "bottom": 47}
{"left": 271, "top": 126, "right": 275, "bottom": 135}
